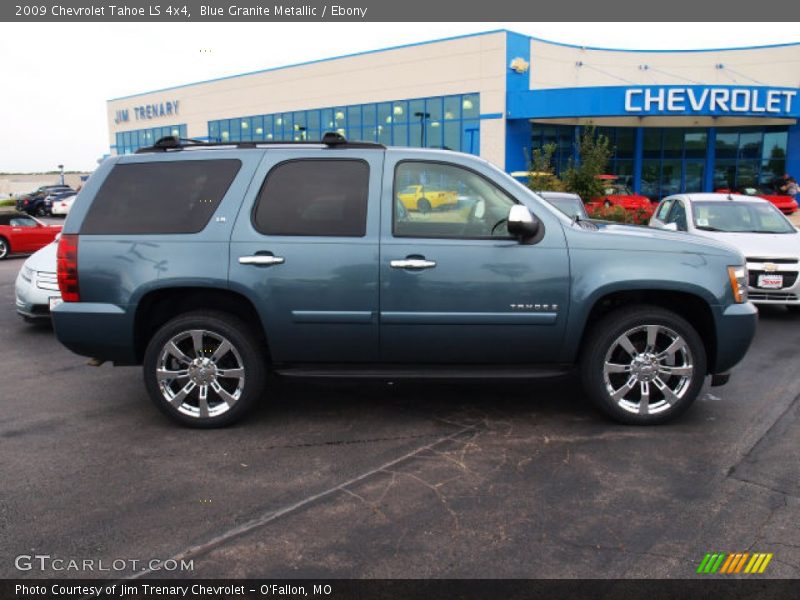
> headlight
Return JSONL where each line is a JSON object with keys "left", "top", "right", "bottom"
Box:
{"left": 728, "top": 266, "right": 748, "bottom": 303}
{"left": 20, "top": 266, "right": 33, "bottom": 283}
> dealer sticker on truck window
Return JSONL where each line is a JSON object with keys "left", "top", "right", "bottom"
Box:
{"left": 757, "top": 274, "right": 783, "bottom": 289}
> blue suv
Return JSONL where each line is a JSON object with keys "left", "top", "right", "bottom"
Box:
{"left": 52, "top": 135, "right": 757, "bottom": 427}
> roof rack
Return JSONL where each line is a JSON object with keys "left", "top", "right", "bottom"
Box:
{"left": 135, "top": 132, "right": 385, "bottom": 153}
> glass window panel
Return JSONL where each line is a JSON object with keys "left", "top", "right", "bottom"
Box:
{"left": 462, "top": 94, "right": 479, "bottom": 118}
{"left": 239, "top": 118, "right": 252, "bottom": 141}
{"left": 307, "top": 110, "right": 320, "bottom": 130}
{"left": 409, "top": 99, "right": 425, "bottom": 125}
{"left": 736, "top": 161, "right": 759, "bottom": 187}
{"left": 378, "top": 123, "right": 391, "bottom": 145}
{"left": 425, "top": 97, "right": 443, "bottom": 122}
{"left": 738, "top": 131, "right": 761, "bottom": 159}
{"left": 362, "top": 104, "right": 376, "bottom": 130}
{"left": 713, "top": 159, "right": 737, "bottom": 190}
{"left": 252, "top": 116, "right": 264, "bottom": 140}
{"left": 641, "top": 159, "right": 661, "bottom": 201}
{"left": 615, "top": 128, "right": 635, "bottom": 159}
{"left": 332, "top": 108, "right": 346, "bottom": 129}
{"left": 662, "top": 129, "right": 684, "bottom": 158}
{"left": 347, "top": 105, "right": 361, "bottom": 128}
{"left": 762, "top": 130, "right": 787, "bottom": 161}
{"left": 684, "top": 130, "right": 707, "bottom": 159}
{"left": 293, "top": 111, "right": 306, "bottom": 129}
{"left": 409, "top": 123, "right": 423, "bottom": 147}
{"left": 361, "top": 125, "right": 377, "bottom": 143}
{"left": 321, "top": 109, "right": 334, "bottom": 130}
{"left": 426, "top": 119, "right": 443, "bottom": 148}
{"left": 761, "top": 158, "right": 786, "bottom": 185}
{"left": 660, "top": 160, "right": 682, "bottom": 197}
{"left": 377, "top": 103, "right": 392, "bottom": 126}
{"left": 444, "top": 121, "right": 460, "bottom": 151}
{"left": 684, "top": 162, "right": 705, "bottom": 193}
{"left": 263, "top": 115, "right": 274, "bottom": 140}
{"left": 229, "top": 120, "right": 241, "bottom": 141}
{"left": 392, "top": 101, "right": 408, "bottom": 124}
{"left": 444, "top": 95, "right": 460, "bottom": 121}
{"left": 393, "top": 124, "right": 408, "bottom": 146}
{"left": 643, "top": 129, "right": 662, "bottom": 159}
{"left": 715, "top": 132, "right": 738, "bottom": 158}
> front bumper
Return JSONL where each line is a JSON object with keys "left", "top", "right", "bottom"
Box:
{"left": 15, "top": 271, "right": 55, "bottom": 319}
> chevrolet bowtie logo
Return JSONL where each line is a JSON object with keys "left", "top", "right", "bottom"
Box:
{"left": 763, "top": 263, "right": 779, "bottom": 272}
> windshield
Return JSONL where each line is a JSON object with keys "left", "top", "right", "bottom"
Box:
{"left": 692, "top": 201, "right": 796, "bottom": 234}
{"left": 605, "top": 184, "right": 632, "bottom": 195}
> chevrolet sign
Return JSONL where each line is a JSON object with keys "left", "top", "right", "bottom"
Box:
{"left": 625, "top": 87, "right": 797, "bottom": 114}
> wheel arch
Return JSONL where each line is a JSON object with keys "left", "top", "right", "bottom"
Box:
{"left": 569, "top": 288, "right": 717, "bottom": 374}
{"left": 133, "top": 287, "right": 269, "bottom": 364}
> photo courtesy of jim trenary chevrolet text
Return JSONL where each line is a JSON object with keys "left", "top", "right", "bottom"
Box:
{"left": 1, "top": 1, "right": 800, "bottom": 599}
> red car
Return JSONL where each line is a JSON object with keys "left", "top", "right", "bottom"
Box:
{"left": 0, "top": 212, "right": 62, "bottom": 260}
{"left": 716, "top": 187, "right": 798, "bottom": 215}
{"left": 587, "top": 175, "right": 654, "bottom": 217}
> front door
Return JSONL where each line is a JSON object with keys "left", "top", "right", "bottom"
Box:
{"left": 379, "top": 158, "right": 570, "bottom": 365}
{"left": 229, "top": 151, "right": 384, "bottom": 363}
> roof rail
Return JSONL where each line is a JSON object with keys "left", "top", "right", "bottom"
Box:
{"left": 135, "top": 132, "right": 385, "bottom": 153}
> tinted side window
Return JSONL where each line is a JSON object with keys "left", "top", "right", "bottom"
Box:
{"left": 81, "top": 159, "right": 241, "bottom": 234}
{"left": 667, "top": 200, "right": 688, "bottom": 231}
{"left": 253, "top": 160, "right": 369, "bottom": 237}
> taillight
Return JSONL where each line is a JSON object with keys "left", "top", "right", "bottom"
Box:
{"left": 57, "top": 234, "right": 80, "bottom": 302}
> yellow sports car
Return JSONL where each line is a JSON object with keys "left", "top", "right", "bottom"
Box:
{"left": 397, "top": 185, "right": 458, "bottom": 212}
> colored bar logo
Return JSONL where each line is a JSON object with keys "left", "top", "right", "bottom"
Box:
{"left": 697, "top": 552, "right": 773, "bottom": 574}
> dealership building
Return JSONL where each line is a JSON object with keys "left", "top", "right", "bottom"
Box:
{"left": 107, "top": 30, "right": 800, "bottom": 200}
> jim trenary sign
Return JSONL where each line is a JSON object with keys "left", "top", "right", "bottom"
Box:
{"left": 624, "top": 86, "right": 797, "bottom": 116}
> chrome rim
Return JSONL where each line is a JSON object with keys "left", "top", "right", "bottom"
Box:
{"left": 156, "top": 329, "right": 245, "bottom": 419}
{"left": 602, "top": 324, "right": 694, "bottom": 416}
{"left": 0, "top": 240, "right": 6, "bottom": 258}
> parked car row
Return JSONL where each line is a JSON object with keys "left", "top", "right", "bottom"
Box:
{"left": 15, "top": 185, "right": 78, "bottom": 217}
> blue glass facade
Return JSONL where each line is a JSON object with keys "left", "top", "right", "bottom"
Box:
{"left": 115, "top": 124, "right": 187, "bottom": 155}
{"left": 207, "top": 93, "right": 481, "bottom": 154}
{"left": 529, "top": 123, "right": 791, "bottom": 201}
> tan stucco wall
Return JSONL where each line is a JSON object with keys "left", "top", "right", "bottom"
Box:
{"left": 108, "top": 32, "right": 508, "bottom": 167}
{"left": 529, "top": 39, "right": 800, "bottom": 90}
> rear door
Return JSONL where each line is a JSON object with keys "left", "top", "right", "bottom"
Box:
{"left": 229, "top": 150, "right": 384, "bottom": 363}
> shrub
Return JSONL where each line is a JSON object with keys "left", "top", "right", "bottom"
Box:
{"left": 527, "top": 143, "right": 565, "bottom": 192}
{"left": 587, "top": 205, "right": 651, "bottom": 225}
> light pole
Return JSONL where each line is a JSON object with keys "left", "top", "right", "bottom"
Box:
{"left": 414, "top": 111, "right": 430, "bottom": 147}
{"left": 58, "top": 164, "right": 64, "bottom": 186}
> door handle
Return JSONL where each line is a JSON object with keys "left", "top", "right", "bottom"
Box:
{"left": 239, "top": 254, "right": 285, "bottom": 266}
{"left": 390, "top": 258, "right": 437, "bottom": 270}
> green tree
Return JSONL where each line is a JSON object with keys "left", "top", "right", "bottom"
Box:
{"left": 527, "top": 143, "right": 565, "bottom": 192}
{"left": 563, "top": 125, "right": 612, "bottom": 201}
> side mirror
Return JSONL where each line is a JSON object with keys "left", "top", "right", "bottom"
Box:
{"left": 662, "top": 222, "right": 678, "bottom": 231}
{"left": 507, "top": 205, "right": 540, "bottom": 241}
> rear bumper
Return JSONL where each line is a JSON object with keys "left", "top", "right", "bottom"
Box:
{"left": 51, "top": 302, "right": 138, "bottom": 364}
{"left": 712, "top": 302, "right": 758, "bottom": 374}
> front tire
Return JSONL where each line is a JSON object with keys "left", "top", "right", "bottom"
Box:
{"left": 417, "top": 198, "right": 432, "bottom": 213}
{"left": 143, "top": 311, "right": 267, "bottom": 428}
{"left": 0, "top": 237, "right": 9, "bottom": 260}
{"left": 580, "top": 305, "right": 706, "bottom": 425}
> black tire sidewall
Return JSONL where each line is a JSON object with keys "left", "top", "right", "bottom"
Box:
{"left": 581, "top": 306, "right": 707, "bottom": 425}
{"left": 418, "top": 198, "right": 432, "bottom": 212}
{"left": 143, "top": 311, "right": 266, "bottom": 428}
{"left": 0, "top": 238, "right": 8, "bottom": 259}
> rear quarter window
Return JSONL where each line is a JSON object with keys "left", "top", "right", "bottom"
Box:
{"left": 80, "top": 159, "right": 241, "bottom": 234}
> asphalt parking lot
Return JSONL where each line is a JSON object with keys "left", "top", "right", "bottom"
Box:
{"left": 1, "top": 236, "right": 799, "bottom": 580}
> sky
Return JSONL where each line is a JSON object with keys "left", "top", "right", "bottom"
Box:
{"left": 0, "top": 22, "right": 798, "bottom": 172}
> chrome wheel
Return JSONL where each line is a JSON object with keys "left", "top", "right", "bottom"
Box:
{"left": 0, "top": 239, "right": 7, "bottom": 259}
{"left": 602, "top": 324, "right": 694, "bottom": 416}
{"left": 156, "top": 329, "right": 245, "bottom": 419}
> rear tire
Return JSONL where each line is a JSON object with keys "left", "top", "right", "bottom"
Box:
{"left": 143, "top": 310, "right": 267, "bottom": 428}
{"left": 580, "top": 305, "right": 706, "bottom": 425}
{"left": 417, "top": 198, "right": 432, "bottom": 213}
{"left": 0, "top": 237, "right": 8, "bottom": 260}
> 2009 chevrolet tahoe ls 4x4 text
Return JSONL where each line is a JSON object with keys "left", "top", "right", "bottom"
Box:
{"left": 52, "top": 134, "right": 757, "bottom": 427}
